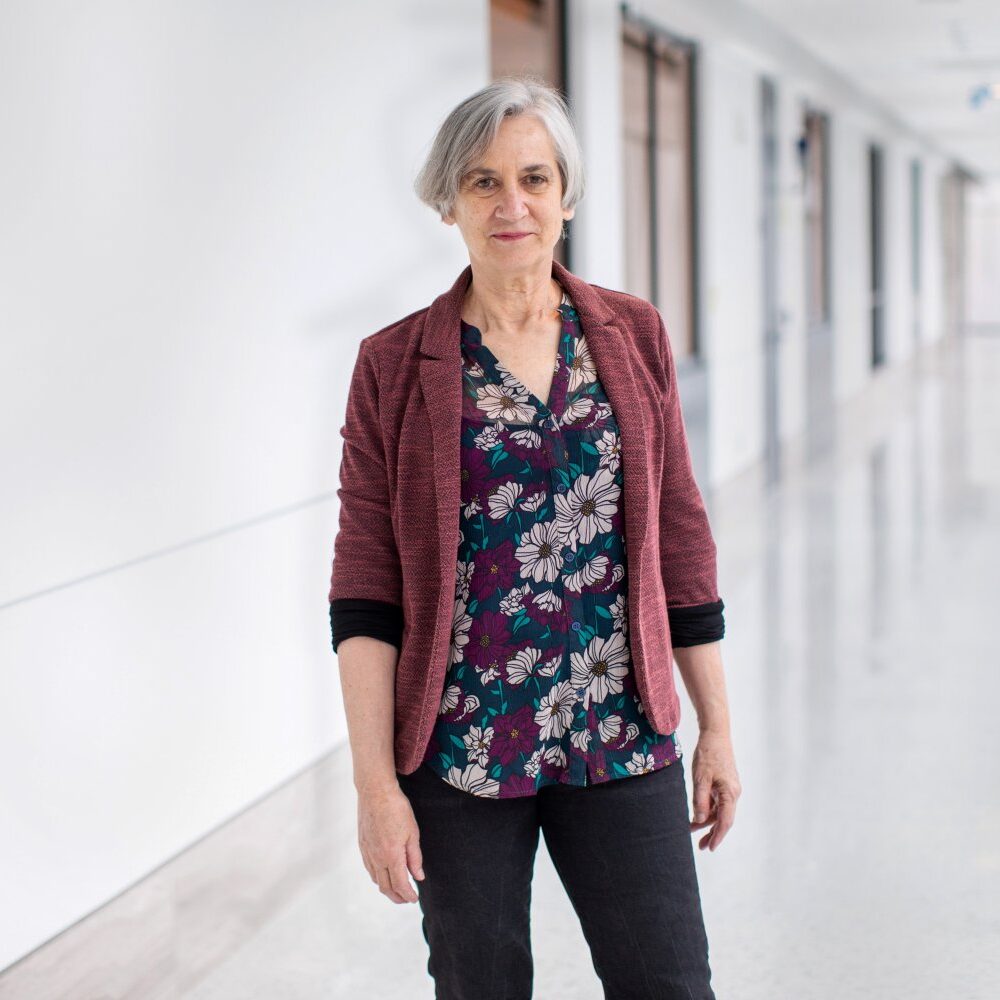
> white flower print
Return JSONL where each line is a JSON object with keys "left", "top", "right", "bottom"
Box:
{"left": 455, "top": 561, "right": 474, "bottom": 602}
{"left": 453, "top": 695, "right": 480, "bottom": 723}
{"left": 494, "top": 364, "right": 523, "bottom": 391}
{"left": 449, "top": 598, "right": 472, "bottom": 667}
{"left": 480, "top": 663, "right": 501, "bottom": 686}
{"left": 475, "top": 383, "right": 536, "bottom": 423}
{"left": 444, "top": 761, "right": 500, "bottom": 798}
{"left": 505, "top": 646, "right": 543, "bottom": 685}
{"left": 535, "top": 653, "right": 561, "bottom": 677}
{"left": 592, "top": 401, "right": 613, "bottom": 423}
{"left": 533, "top": 588, "right": 563, "bottom": 612}
{"left": 595, "top": 429, "right": 622, "bottom": 474}
{"left": 463, "top": 497, "right": 484, "bottom": 519}
{"left": 625, "top": 722, "right": 640, "bottom": 742}
{"left": 542, "top": 744, "right": 567, "bottom": 768}
{"left": 520, "top": 489, "right": 546, "bottom": 512}
{"left": 463, "top": 724, "right": 495, "bottom": 766}
{"left": 509, "top": 427, "right": 543, "bottom": 449}
{"left": 498, "top": 583, "right": 531, "bottom": 617}
{"left": 570, "top": 632, "right": 629, "bottom": 704}
{"left": 473, "top": 424, "right": 503, "bottom": 450}
{"left": 568, "top": 336, "right": 597, "bottom": 393}
{"left": 560, "top": 396, "right": 594, "bottom": 426}
{"left": 610, "top": 594, "right": 628, "bottom": 633}
{"left": 535, "top": 680, "right": 576, "bottom": 740}
{"left": 524, "top": 748, "right": 543, "bottom": 778}
{"left": 438, "top": 683, "right": 462, "bottom": 715}
{"left": 515, "top": 519, "right": 565, "bottom": 583}
{"left": 564, "top": 553, "right": 610, "bottom": 593}
{"left": 570, "top": 728, "right": 592, "bottom": 751}
{"left": 625, "top": 751, "right": 656, "bottom": 775}
{"left": 554, "top": 465, "right": 620, "bottom": 545}
{"left": 598, "top": 714, "right": 623, "bottom": 745}
{"left": 487, "top": 480, "right": 523, "bottom": 519}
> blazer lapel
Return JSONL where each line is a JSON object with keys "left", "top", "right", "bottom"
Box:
{"left": 417, "top": 261, "right": 650, "bottom": 602}
{"left": 554, "top": 262, "right": 651, "bottom": 560}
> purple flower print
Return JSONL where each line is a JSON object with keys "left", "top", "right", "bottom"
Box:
{"left": 471, "top": 540, "right": 520, "bottom": 601}
{"left": 490, "top": 704, "right": 539, "bottom": 765}
{"left": 464, "top": 609, "right": 513, "bottom": 672}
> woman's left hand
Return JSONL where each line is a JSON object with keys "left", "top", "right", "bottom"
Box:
{"left": 688, "top": 730, "right": 741, "bottom": 851}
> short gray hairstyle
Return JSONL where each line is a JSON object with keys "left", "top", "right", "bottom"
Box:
{"left": 413, "top": 75, "right": 586, "bottom": 221}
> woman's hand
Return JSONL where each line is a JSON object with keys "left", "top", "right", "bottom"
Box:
{"left": 688, "top": 729, "right": 741, "bottom": 851}
{"left": 357, "top": 783, "right": 426, "bottom": 903}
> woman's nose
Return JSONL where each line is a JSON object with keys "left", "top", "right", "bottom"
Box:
{"left": 495, "top": 187, "right": 528, "bottom": 219}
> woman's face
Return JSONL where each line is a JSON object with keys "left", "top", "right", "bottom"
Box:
{"left": 443, "top": 114, "right": 574, "bottom": 273}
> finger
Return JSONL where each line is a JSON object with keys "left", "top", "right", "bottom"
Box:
{"left": 388, "top": 861, "right": 418, "bottom": 903}
{"left": 376, "top": 865, "right": 406, "bottom": 904}
{"left": 690, "top": 802, "right": 717, "bottom": 829}
{"left": 708, "top": 795, "right": 737, "bottom": 850}
{"left": 692, "top": 778, "right": 714, "bottom": 823}
{"left": 406, "top": 837, "right": 426, "bottom": 882}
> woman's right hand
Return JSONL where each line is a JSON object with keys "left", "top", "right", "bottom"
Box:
{"left": 357, "top": 784, "right": 426, "bottom": 904}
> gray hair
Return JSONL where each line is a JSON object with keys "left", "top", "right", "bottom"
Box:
{"left": 413, "top": 75, "right": 586, "bottom": 221}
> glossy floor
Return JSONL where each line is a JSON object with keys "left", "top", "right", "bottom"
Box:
{"left": 3, "top": 330, "right": 998, "bottom": 999}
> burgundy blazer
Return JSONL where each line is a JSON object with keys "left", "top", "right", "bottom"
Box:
{"left": 328, "top": 258, "right": 723, "bottom": 775}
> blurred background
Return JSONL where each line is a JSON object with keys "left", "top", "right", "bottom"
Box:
{"left": 1, "top": 1, "right": 998, "bottom": 997}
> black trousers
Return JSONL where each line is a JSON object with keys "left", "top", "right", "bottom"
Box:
{"left": 396, "top": 756, "right": 717, "bottom": 1000}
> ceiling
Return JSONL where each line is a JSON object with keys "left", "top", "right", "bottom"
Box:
{"left": 740, "top": 0, "right": 1000, "bottom": 178}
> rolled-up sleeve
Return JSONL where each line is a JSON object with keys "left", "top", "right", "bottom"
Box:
{"left": 327, "top": 337, "right": 405, "bottom": 649}
{"left": 654, "top": 308, "right": 726, "bottom": 647}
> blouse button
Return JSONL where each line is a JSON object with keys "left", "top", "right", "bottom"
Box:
{"left": 556, "top": 483, "right": 567, "bottom": 493}
{"left": 571, "top": 620, "right": 581, "bottom": 631}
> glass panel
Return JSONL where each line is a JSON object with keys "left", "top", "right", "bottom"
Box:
{"left": 653, "top": 43, "right": 694, "bottom": 360}
{"left": 622, "top": 34, "right": 652, "bottom": 303}
{"left": 490, "top": 0, "right": 563, "bottom": 87}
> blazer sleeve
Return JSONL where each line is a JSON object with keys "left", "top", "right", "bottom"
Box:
{"left": 654, "top": 308, "right": 726, "bottom": 647}
{"left": 327, "top": 337, "right": 405, "bottom": 650}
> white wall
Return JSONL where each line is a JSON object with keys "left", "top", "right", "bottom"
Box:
{"left": 0, "top": 0, "right": 484, "bottom": 972}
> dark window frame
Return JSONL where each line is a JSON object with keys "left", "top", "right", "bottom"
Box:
{"left": 620, "top": 4, "right": 702, "bottom": 363}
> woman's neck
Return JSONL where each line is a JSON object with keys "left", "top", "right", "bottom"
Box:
{"left": 462, "top": 263, "right": 562, "bottom": 338}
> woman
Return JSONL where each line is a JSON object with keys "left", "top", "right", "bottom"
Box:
{"left": 328, "top": 76, "right": 740, "bottom": 1000}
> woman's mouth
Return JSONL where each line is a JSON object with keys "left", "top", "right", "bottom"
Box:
{"left": 492, "top": 232, "right": 532, "bottom": 241}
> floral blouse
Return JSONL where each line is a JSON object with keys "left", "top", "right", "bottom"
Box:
{"left": 419, "top": 291, "right": 682, "bottom": 799}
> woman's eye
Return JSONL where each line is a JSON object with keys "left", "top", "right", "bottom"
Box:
{"left": 526, "top": 175, "right": 546, "bottom": 185}
{"left": 475, "top": 178, "right": 495, "bottom": 189}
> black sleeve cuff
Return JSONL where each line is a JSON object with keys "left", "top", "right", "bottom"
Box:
{"left": 668, "top": 599, "right": 725, "bottom": 647}
{"left": 330, "top": 598, "right": 404, "bottom": 654}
